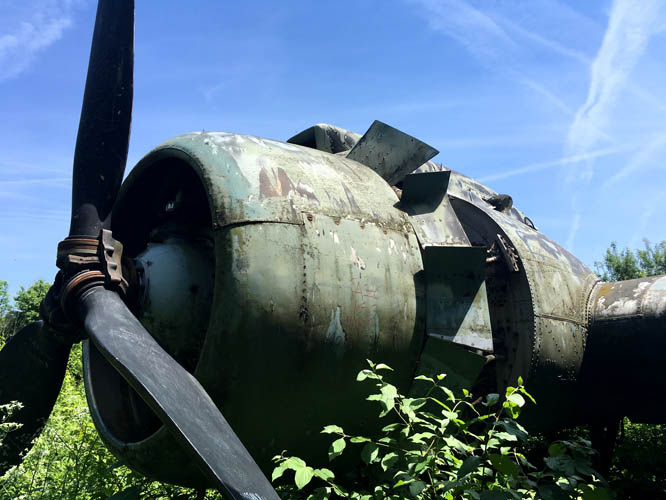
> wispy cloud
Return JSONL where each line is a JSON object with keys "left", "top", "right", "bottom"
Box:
{"left": 566, "top": 213, "right": 580, "bottom": 252}
{"left": 565, "top": 0, "right": 662, "bottom": 183}
{"left": 603, "top": 132, "right": 666, "bottom": 188}
{"left": 412, "top": 0, "right": 518, "bottom": 61}
{"left": 0, "top": 177, "right": 69, "bottom": 186}
{"left": 410, "top": 0, "right": 579, "bottom": 118}
{"left": 479, "top": 146, "right": 630, "bottom": 183}
{"left": 0, "top": 1, "right": 78, "bottom": 81}
{"left": 562, "top": 0, "right": 663, "bottom": 253}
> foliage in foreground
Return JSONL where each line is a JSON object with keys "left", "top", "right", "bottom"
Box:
{"left": 273, "top": 361, "right": 610, "bottom": 500}
{"left": 0, "top": 347, "right": 216, "bottom": 500}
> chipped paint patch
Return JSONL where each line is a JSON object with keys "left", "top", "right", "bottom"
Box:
{"left": 350, "top": 247, "right": 366, "bottom": 270}
{"left": 388, "top": 238, "right": 397, "bottom": 255}
{"left": 327, "top": 306, "right": 345, "bottom": 345}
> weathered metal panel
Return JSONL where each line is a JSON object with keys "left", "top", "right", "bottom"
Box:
{"left": 145, "top": 132, "right": 414, "bottom": 231}
{"left": 423, "top": 245, "right": 493, "bottom": 351}
{"left": 580, "top": 276, "right": 666, "bottom": 423}
{"left": 399, "top": 171, "right": 470, "bottom": 248}
{"left": 346, "top": 120, "right": 438, "bottom": 186}
{"left": 448, "top": 195, "right": 596, "bottom": 431}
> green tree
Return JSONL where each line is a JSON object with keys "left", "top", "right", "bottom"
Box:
{"left": 12, "top": 278, "right": 50, "bottom": 330}
{"left": 0, "top": 279, "right": 51, "bottom": 340}
{"left": 595, "top": 240, "right": 666, "bottom": 281}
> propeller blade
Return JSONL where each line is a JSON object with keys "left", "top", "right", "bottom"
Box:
{"left": 346, "top": 120, "right": 438, "bottom": 186}
{"left": 78, "top": 287, "right": 279, "bottom": 500}
{"left": 70, "top": 0, "right": 134, "bottom": 238}
{"left": 0, "top": 322, "right": 71, "bottom": 475}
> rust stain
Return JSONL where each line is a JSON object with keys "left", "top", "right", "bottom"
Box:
{"left": 259, "top": 167, "right": 279, "bottom": 198}
{"left": 277, "top": 167, "right": 295, "bottom": 196}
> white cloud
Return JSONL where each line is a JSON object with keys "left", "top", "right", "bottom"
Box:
{"left": 411, "top": 0, "right": 517, "bottom": 61}
{"left": 603, "top": 132, "right": 666, "bottom": 188}
{"left": 0, "top": 1, "right": 78, "bottom": 81}
{"left": 566, "top": 213, "right": 580, "bottom": 252}
{"left": 565, "top": 0, "right": 663, "bottom": 183}
{"left": 479, "top": 145, "right": 630, "bottom": 183}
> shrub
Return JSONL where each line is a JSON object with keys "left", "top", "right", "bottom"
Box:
{"left": 272, "top": 361, "right": 610, "bottom": 500}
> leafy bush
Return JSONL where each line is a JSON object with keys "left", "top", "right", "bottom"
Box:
{"left": 0, "top": 344, "right": 216, "bottom": 500}
{"left": 0, "top": 401, "right": 22, "bottom": 448}
{"left": 273, "top": 361, "right": 610, "bottom": 500}
{"left": 609, "top": 420, "right": 666, "bottom": 499}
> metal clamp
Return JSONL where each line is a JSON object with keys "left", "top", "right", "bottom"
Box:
{"left": 54, "top": 229, "right": 128, "bottom": 323}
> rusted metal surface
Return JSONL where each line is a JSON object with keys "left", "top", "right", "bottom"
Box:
{"left": 449, "top": 194, "right": 598, "bottom": 431}
{"left": 579, "top": 276, "right": 666, "bottom": 423}
{"left": 415, "top": 161, "right": 536, "bottom": 230}
{"left": 346, "top": 120, "right": 438, "bottom": 186}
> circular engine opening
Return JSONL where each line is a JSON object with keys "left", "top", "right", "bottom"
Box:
{"left": 85, "top": 153, "right": 214, "bottom": 443}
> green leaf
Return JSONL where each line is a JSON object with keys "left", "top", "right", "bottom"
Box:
{"left": 495, "top": 431, "right": 518, "bottom": 442}
{"left": 328, "top": 437, "right": 346, "bottom": 461}
{"left": 357, "top": 369, "right": 379, "bottom": 382}
{"left": 375, "top": 363, "right": 393, "bottom": 371}
{"left": 321, "top": 425, "right": 344, "bottom": 434}
{"left": 381, "top": 452, "right": 399, "bottom": 471}
{"left": 489, "top": 453, "right": 519, "bottom": 477}
{"left": 272, "top": 463, "right": 288, "bottom": 481}
{"left": 485, "top": 393, "right": 500, "bottom": 406}
{"left": 313, "top": 468, "right": 335, "bottom": 482}
{"left": 295, "top": 466, "right": 315, "bottom": 489}
{"left": 548, "top": 442, "right": 567, "bottom": 456}
{"left": 361, "top": 443, "right": 380, "bottom": 464}
{"left": 409, "top": 432, "right": 435, "bottom": 444}
{"left": 440, "top": 386, "right": 455, "bottom": 401}
{"left": 409, "top": 480, "right": 427, "bottom": 496}
{"left": 379, "top": 384, "right": 398, "bottom": 416}
{"left": 382, "top": 423, "right": 402, "bottom": 432}
{"left": 350, "top": 436, "right": 371, "bottom": 443}
{"left": 493, "top": 420, "right": 529, "bottom": 442}
{"left": 544, "top": 454, "right": 576, "bottom": 476}
{"left": 414, "top": 375, "right": 435, "bottom": 384}
{"left": 283, "top": 456, "right": 307, "bottom": 470}
{"left": 506, "top": 392, "right": 525, "bottom": 407}
{"left": 457, "top": 456, "right": 482, "bottom": 479}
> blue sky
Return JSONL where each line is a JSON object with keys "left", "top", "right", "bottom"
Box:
{"left": 1, "top": 0, "right": 665, "bottom": 297}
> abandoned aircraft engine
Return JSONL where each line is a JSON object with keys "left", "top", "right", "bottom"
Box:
{"left": 4, "top": 3, "right": 666, "bottom": 497}
{"left": 79, "top": 123, "right": 633, "bottom": 487}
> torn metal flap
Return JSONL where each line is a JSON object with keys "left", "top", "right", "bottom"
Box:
{"left": 399, "top": 173, "right": 468, "bottom": 247}
{"left": 423, "top": 245, "right": 493, "bottom": 351}
{"left": 346, "top": 120, "right": 438, "bottom": 186}
{"left": 401, "top": 170, "right": 450, "bottom": 207}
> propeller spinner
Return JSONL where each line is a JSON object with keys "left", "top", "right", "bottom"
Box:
{"left": 0, "top": 2, "right": 277, "bottom": 498}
